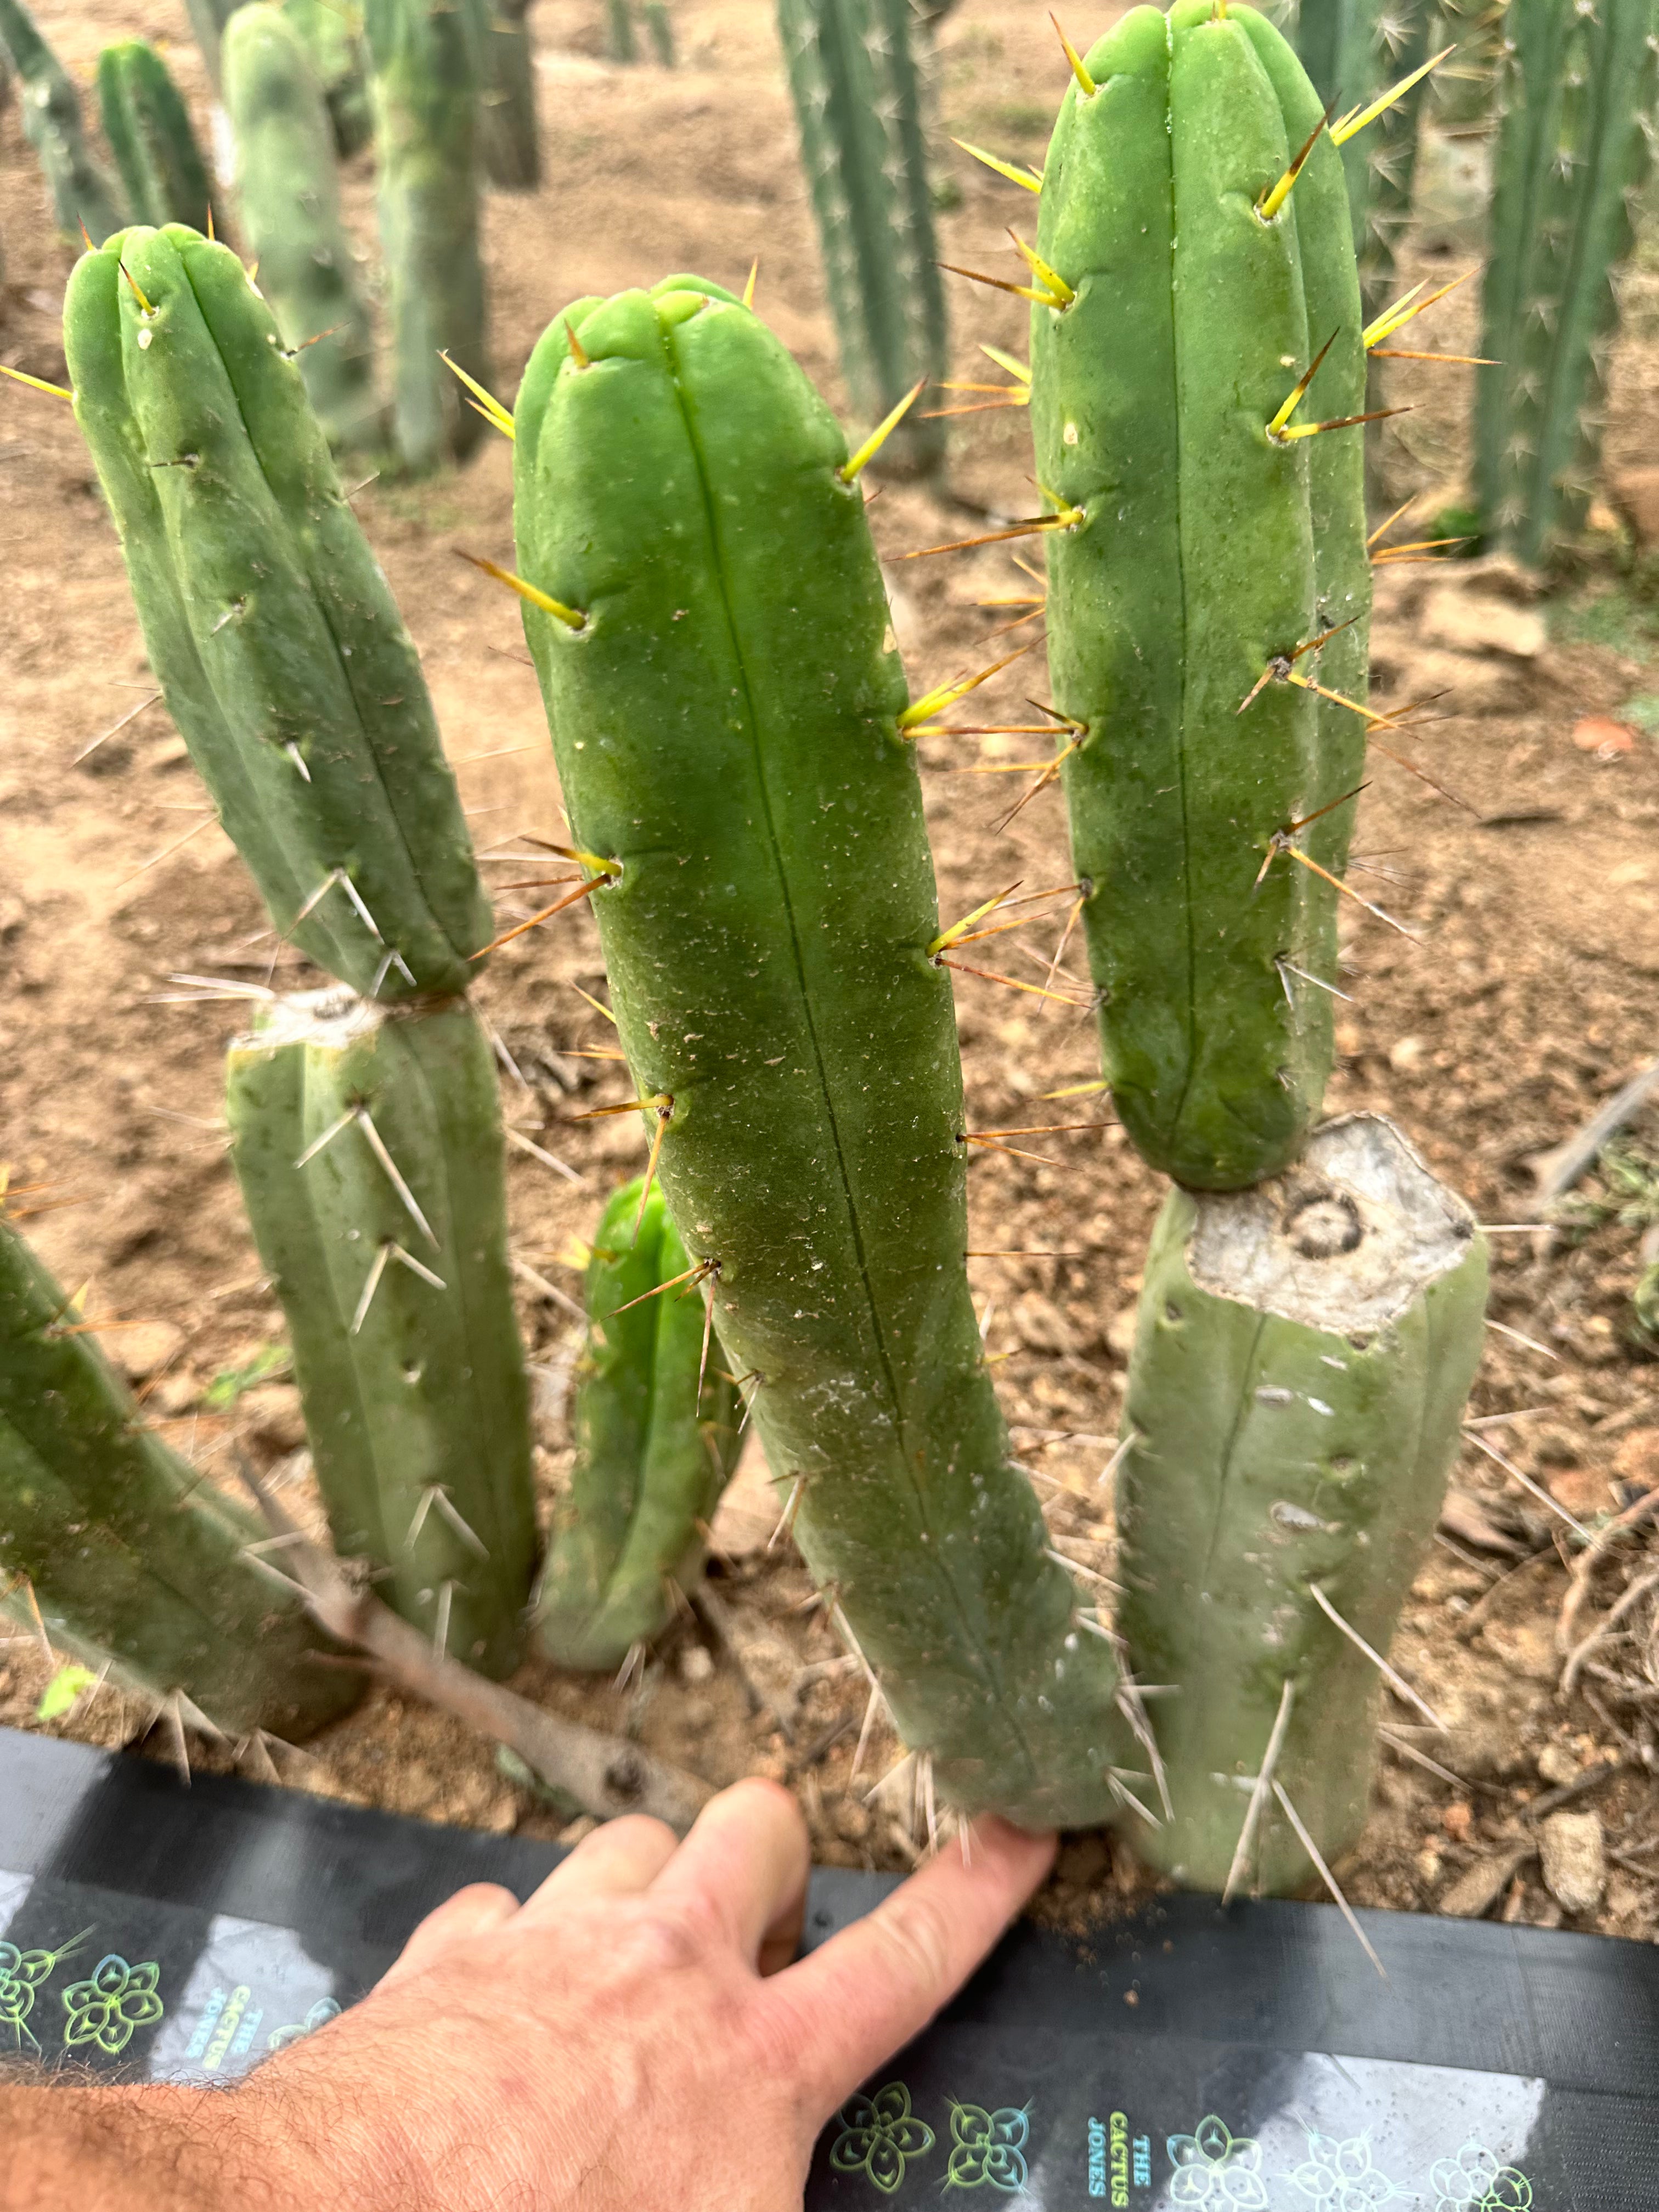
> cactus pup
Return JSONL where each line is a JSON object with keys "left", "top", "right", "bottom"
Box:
{"left": 1475, "top": 0, "right": 1658, "bottom": 563}
{"left": 364, "top": 0, "right": 492, "bottom": 471}
{"left": 776, "top": 0, "right": 950, "bottom": 477}
{"left": 0, "top": 0, "right": 125, "bottom": 244}
{"left": 0, "top": 1208, "right": 357, "bottom": 1740}
{"left": 227, "top": 989, "right": 538, "bottom": 1679}
{"left": 97, "top": 39, "right": 215, "bottom": 235}
{"left": 64, "top": 225, "right": 490, "bottom": 1001}
{"left": 535, "top": 1180, "right": 741, "bottom": 1671}
{"left": 1114, "top": 1116, "right": 1487, "bottom": 1892}
{"left": 222, "top": 7, "right": 382, "bottom": 453}
{"left": 512, "top": 276, "right": 1133, "bottom": 1825}
{"left": 1030, "top": 0, "right": 1374, "bottom": 1191}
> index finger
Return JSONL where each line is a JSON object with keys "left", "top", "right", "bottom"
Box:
{"left": 759, "top": 1814, "right": 1055, "bottom": 2108}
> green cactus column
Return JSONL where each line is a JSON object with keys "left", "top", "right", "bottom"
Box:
{"left": 1115, "top": 1115, "right": 1487, "bottom": 1893}
{"left": 775, "top": 0, "right": 949, "bottom": 478}
{"left": 64, "top": 225, "right": 490, "bottom": 999}
{"left": 364, "top": 0, "right": 492, "bottom": 472}
{"left": 227, "top": 989, "right": 538, "bottom": 1679}
{"left": 0, "top": 0, "right": 125, "bottom": 245}
{"left": 1475, "top": 0, "right": 1658, "bottom": 563}
{"left": 605, "top": 0, "right": 636, "bottom": 63}
{"left": 535, "top": 1180, "right": 741, "bottom": 1670}
{"left": 0, "top": 1211, "right": 357, "bottom": 1740}
{"left": 1031, "top": 1, "right": 1370, "bottom": 1191}
{"left": 283, "top": 0, "right": 374, "bottom": 157}
{"left": 478, "top": 0, "right": 541, "bottom": 184}
{"left": 1289, "top": 0, "right": 1438, "bottom": 323}
{"left": 223, "top": 8, "right": 382, "bottom": 453}
{"left": 514, "top": 277, "right": 1133, "bottom": 1825}
{"left": 97, "top": 40, "right": 215, "bottom": 235}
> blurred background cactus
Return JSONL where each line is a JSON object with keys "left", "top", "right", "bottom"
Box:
{"left": 97, "top": 38, "right": 215, "bottom": 233}
{"left": 775, "top": 0, "right": 950, "bottom": 478}
{"left": 222, "top": 2, "right": 381, "bottom": 452}
{"left": 0, "top": 0, "right": 125, "bottom": 243}
{"left": 281, "top": 0, "right": 374, "bottom": 158}
{"left": 1474, "top": 0, "right": 1659, "bottom": 563}
{"left": 476, "top": 0, "right": 541, "bottom": 185}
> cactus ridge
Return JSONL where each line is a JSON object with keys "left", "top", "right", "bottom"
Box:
{"left": 0, "top": 0, "right": 126, "bottom": 244}
{"left": 776, "top": 0, "right": 949, "bottom": 476}
{"left": 1475, "top": 0, "right": 1658, "bottom": 561}
{"left": 513, "top": 276, "right": 1131, "bottom": 1823}
{"left": 222, "top": 6, "right": 382, "bottom": 453}
{"left": 97, "top": 38, "right": 214, "bottom": 234}
{"left": 1115, "top": 1115, "right": 1488, "bottom": 1890}
{"left": 535, "top": 1179, "right": 741, "bottom": 1670}
{"left": 1030, "top": 1, "right": 1369, "bottom": 1191}
{"left": 64, "top": 225, "right": 491, "bottom": 1001}
{"left": 0, "top": 1210, "right": 356, "bottom": 1738}
{"left": 227, "top": 990, "right": 538, "bottom": 1679}
{"left": 365, "top": 0, "right": 492, "bottom": 472}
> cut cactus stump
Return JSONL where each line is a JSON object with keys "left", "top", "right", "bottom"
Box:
{"left": 1115, "top": 1114, "right": 1488, "bottom": 1895}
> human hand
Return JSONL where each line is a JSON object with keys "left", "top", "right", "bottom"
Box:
{"left": 237, "top": 1776, "right": 1054, "bottom": 2211}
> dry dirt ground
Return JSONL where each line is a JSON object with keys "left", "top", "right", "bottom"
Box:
{"left": 4, "top": 0, "right": 1659, "bottom": 1945}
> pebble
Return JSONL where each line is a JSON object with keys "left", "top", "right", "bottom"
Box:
{"left": 1539, "top": 1810, "right": 1605, "bottom": 1915}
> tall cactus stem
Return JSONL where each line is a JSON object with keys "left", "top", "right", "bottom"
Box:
{"left": 227, "top": 989, "right": 538, "bottom": 1680}
{"left": 513, "top": 276, "right": 1132, "bottom": 1824}
{"left": 1030, "top": 1, "right": 1370, "bottom": 1192}
{"left": 365, "top": 0, "right": 493, "bottom": 472}
{"left": 281, "top": 0, "right": 375, "bottom": 159}
{"left": 642, "top": 0, "right": 675, "bottom": 66}
{"left": 1114, "top": 1114, "right": 1488, "bottom": 1893}
{"left": 0, "top": 0, "right": 125, "bottom": 244}
{"left": 223, "top": 7, "right": 381, "bottom": 453}
{"left": 1474, "top": 0, "right": 1658, "bottom": 563}
{"left": 97, "top": 40, "right": 215, "bottom": 234}
{"left": 776, "top": 0, "right": 950, "bottom": 478}
{"left": 64, "top": 225, "right": 490, "bottom": 1001}
{"left": 477, "top": 0, "right": 541, "bottom": 187}
{"left": 535, "top": 1179, "right": 741, "bottom": 1669}
{"left": 0, "top": 1210, "right": 358, "bottom": 1739}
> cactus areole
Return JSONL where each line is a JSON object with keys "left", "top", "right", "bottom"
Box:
{"left": 1031, "top": 1, "right": 1372, "bottom": 1192}
{"left": 513, "top": 276, "right": 1133, "bottom": 1825}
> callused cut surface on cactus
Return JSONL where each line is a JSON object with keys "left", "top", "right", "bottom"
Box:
{"left": 512, "top": 276, "right": 1132, "bottom": 1824}
{"left": 1031, "top": 0, "right": 1371, "bottom": 1192}
{"left": 227, "top": 989, "right": 538, "bottom": 1680}
{"left": 222, "top": 6, "right": 381, "bottom": 453}
{"left": 776, "top": 0, "right": 950, "bottom": 477}
{"left": 0, "top": 1211, "right": 357, "bottom": 1739}
{"left": 64, "top": 226, "right": 491, "bottom": 1001}
{"left": 1475, "top": 0, "right": 1658, "bottom": 563}
{"left": 1116, "top": 1115, "right": 1487, "bottom": 1893}
{"left": 535, "top": 1180, "right": 741, "bottom": 1672}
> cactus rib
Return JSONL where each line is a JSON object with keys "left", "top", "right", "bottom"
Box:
{"left": 365, "top": 0, "right": 493, "bottom": 472}
{"left": 535, "top": 1179, "right": 741, "bottom": 1670}
{"left": 513, "top": 276, "right": 1131, "bottom": 1824}
{"left": 64, "top": 225, "right": 491, "bottom": 1001}
{"left": 223, "top": 7, "right": 381, "bottom": 453}
{"left": 1030, "top": 0, "right": 1369, "bottom": 1190}
{"left": 227, "top": 989, "right": 538, "bottom": 1679}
